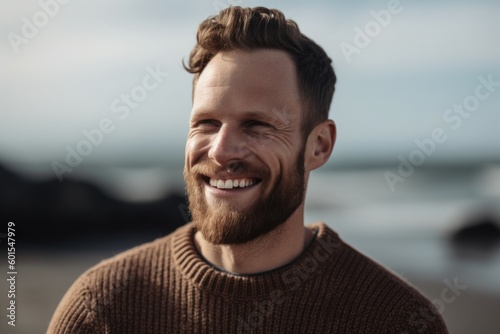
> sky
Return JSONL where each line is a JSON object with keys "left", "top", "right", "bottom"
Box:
{"left": 1, "top": 0, "right": 499, "bottom": 180}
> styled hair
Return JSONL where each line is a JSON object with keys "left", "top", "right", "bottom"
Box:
{"left": 185, "top": 6, "right": 336, "bottom": 136}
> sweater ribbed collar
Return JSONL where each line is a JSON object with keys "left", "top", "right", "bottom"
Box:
{"left": 171, "top": 222, "right": 343, "bottom": 300}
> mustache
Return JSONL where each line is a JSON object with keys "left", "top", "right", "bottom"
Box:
{"left": 188, "top": 160, "right": 268, "bottom": 179}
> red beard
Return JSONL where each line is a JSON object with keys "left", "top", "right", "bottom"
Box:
{"left": 184, "top": 150, "right": 305, "bottom": 245}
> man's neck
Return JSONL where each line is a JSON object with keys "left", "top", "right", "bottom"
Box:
{"left": 193, "top": 213, "right": 314, "bottom": 275}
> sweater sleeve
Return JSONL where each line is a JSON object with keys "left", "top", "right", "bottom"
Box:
{"left": 47, "top": 273, "right": 98, "bottom": 334}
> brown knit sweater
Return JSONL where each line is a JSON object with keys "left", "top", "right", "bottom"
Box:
{"left": 47, "top": 223, "right": 448, "bottom": 333}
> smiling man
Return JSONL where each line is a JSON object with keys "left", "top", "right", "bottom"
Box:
{"left": 48, "top": 6, "right": 448, "bottom": 333}
{"left": 185, "top": 48, "right": 319, "bottom": 274}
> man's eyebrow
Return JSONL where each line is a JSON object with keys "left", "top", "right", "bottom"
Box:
{"left": 241, "top": 111, "right": 282, "bottom": 123}
{"left": 190, "top": 111, "right": 214, "bottom": 121}
{"left": 191, "top": 109, "right": 283, "bottom": 123}
{"left": 242, "top": 111, "right": 268, "bottom": 118}
{"left": 191, "top": 110, "right": 276, "bottom": 121}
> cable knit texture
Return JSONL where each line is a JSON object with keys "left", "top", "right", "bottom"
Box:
{"left": 47, "top": 223, "right": 448, "bottom": 333}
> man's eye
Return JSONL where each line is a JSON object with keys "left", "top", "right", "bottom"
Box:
{"left": 246, "top": 120, "right": 269, "bottom": 127}
{"left": 196, "top": 120, "right": 217, "bottom": 126}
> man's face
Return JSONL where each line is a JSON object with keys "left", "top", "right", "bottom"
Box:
{"left": 184, "top": 49, "right": 307, "bottom": 245}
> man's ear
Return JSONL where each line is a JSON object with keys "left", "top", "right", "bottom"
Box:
{"left": 304, "top": 119, "right": 336, "bottom": 172}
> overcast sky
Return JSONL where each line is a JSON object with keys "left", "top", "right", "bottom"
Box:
{"left": 1, "top": 0, "right": 499, "bottom": 177}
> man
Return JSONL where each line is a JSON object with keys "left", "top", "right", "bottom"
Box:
{"left": 48, "top": 6, "right": 448, "bottom": 333}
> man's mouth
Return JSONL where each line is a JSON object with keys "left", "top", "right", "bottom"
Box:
{"left": 202, "top": 176, "right": 261, "bottom": 190}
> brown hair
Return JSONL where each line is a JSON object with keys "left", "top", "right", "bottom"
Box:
{"left": 185, "top": 6, "right": 336, "bottom": 137}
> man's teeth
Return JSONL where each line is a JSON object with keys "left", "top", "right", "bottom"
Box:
{"left": 209, "top": 178, "right": 256, "bottom": 189}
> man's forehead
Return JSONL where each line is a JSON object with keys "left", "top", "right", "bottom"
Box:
{"left": 197, "top": 50, "right": 297, "bottom": 86}
{"left": 212, "top": 49, "right": 294, "bottom": 68}
{"left": 193, "top": 50, "right": 301, "bottom": 109}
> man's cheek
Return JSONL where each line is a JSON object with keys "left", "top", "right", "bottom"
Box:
{"left": 188, "top": 133, "right": 213, "bottom": 149}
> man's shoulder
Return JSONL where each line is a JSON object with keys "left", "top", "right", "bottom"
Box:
{"left": 315, "top": 223, "right": 447, "bottom": 332}
{"left": 314, "top": 223, "right": 423, "bottom": 293}
{"left": 81, "top": 223, "right": 193, "bottom": 280}
{"left": 342, "top": 241, "right": 431, "bottom": 302}
{"left": 322, "top": 226, "right": 426, "bottom": 299}
{"left": 47, "top": 224, "right": 195, "bottom": 333}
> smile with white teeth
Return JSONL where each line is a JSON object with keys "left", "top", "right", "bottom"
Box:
{"left": 208, "top": 178, "right": 257, "bottom": 189}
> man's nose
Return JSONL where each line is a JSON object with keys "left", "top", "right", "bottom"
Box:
{"left": 208, "top": 125, "right": 249, "bottom": 165}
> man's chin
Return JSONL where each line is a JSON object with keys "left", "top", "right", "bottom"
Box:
{"left": 193, "top": 206, "right": 268, "bottom": 245}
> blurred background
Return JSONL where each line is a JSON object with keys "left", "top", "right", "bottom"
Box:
{"left": 1, "top": 0, "right": 499, "bottom": 333}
